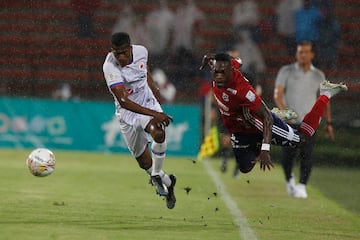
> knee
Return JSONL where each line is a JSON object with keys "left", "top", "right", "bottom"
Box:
{"left": 238, "top": 164, "right": 255, "bottom": 173}
{"left": 153, "top": 129, "right": 165, "bottom": 143}
{"left": 234, "top": 151, "right": 256, "bottom": 173}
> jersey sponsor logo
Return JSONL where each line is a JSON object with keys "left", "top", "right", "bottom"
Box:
{"left": 126, "top": 88, "right": 134, "bottom": 95}
{"left": 245, "top": 90, "right": 256, "bottom": 102}
{"left": 226, "top": 88, "right": 237, "bottom": 95}
{"left": 133, "top": 73, "right": 146, "bottom": 82}
{"left": 125, "top": 86, "right": 145, "bottom": 95}
{"left": 214, "top": 95, "right": 229, "bottom": 111}
{"left": 222, "top": 92, "right": 229, "bottom": 102}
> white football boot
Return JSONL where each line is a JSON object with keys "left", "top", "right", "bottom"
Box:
{"left": 271, "top": 107, "right": 298, "bottom": 121}
{"left": 320, "top": 80, "right": 348, "bottom": 98}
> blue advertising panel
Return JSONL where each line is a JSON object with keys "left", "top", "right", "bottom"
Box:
{"left": 0, "top": 98, "right": 200, "bottom": 156}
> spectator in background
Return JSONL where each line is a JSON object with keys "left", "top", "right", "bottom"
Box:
{"left": 172, "top": 0, "right": 205, "bottom": 53}
{"left": 318, "top": 8, "right": 340, "bottom": 70}
{"left": 232, "top": 0, "right": 262, "bottom": 43}
{"left": 145, "top": 0, "right": 174, "bottom": 67}
{"left": 312, "top": 0, "right": 333, "bottom": 12}
{"left": 295, "top": 0, "right": 323, "bottom": 51}
{"left": 276, "top": 0, "right": 303, "bottom": 55}
{"left": 171, "top": 47, "right": 198, "bottom": 91}
{"left": 131, "top": 16, "right": 150, "bottom": 47}
{"left": 112, "top": 5, "right": 136, "bottom": 35}
{"left": 273, "top": 41, "right": 333, "bottom": 198}
{"left": 71, "top": 0, "right": 101, "bottom": 38}
{"left": 152, "top": 68, "right": 177, "bottom": 104}
{"left": 112, "top": 5, "right": 148, "bottom": 46}
{"left": 233, "top": 30, "right": 265, "bottom": 95}
{"left": 52, "top": 83, "right": 73, "bottom": 101}
{"left": 171, "top": 0, "right": 205, "bottom": 91}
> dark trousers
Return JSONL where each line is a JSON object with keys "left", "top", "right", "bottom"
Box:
{"left": 232, "top": 113, "right": 302, "bottom": 173}
{"left": 281, "top": 124, "right": 316, "bottom": 185}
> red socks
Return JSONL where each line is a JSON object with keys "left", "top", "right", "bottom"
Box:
{"left": 300, "top": 95, "right": 329, "bottom": 137}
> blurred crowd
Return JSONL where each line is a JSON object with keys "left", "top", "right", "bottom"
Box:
{"left": 111, "top": 0, "right": 205, "bottom": 102}
{"left": 67, "top": 0, "right": 341, "bottom": 103}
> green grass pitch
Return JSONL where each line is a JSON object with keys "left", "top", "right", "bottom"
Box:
{"left": 0, "top": 149, "right": 359, "bottom": 240}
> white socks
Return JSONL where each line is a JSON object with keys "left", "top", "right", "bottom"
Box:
{"left": 146, "top": 140, "right": 171, "bottom": 187}
{"left": 151, "top": 140, "right": 166, "bottom": 175}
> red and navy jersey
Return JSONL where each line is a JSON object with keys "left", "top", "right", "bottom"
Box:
{"left": 213, "top": 61, "right": 263, "bottom": 134}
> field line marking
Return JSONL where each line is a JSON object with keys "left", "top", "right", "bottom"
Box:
{"left": 203, "top": 159, "right": 258, "bottom": 240}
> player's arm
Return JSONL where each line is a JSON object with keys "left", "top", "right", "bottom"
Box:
{"left": 253, "top": 101, "right": 274, "bottom": 171}
{"left": 147, "top": 68, "right": 162, "bottom": 104}
{"left": 273, "top": 84, "right": 287, "bottom": 109}
{"left": 274, "top": 66, "right": 290, "bottom": 109}
{"left": 324, "top": 102, "right": 334, "bottom": 140}
{"left": 111, "top": 84, "right": 172, "bottom": 126}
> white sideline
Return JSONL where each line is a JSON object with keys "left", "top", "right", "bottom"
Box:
{"left": 203, "top": 159, "right": 258, "bottom": 240}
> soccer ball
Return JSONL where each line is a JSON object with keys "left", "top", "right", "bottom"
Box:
{"left": 26, "top": 148, "right": 56, "bottom": 177}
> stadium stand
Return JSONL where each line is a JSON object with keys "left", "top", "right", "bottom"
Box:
{"left": 0, "top": 0, "right": 358, "bottom": 102}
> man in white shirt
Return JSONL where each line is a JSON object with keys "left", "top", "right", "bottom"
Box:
{"left": 276, "top": 0, "right": 303, "bottom": 55}
{"left": 145, "top": 0, "right": 174, "bottom": 55}
{"left": 103, "top": 32, "right": 176, "bottom": 209}
{"left": 232, "top": 0, "right": 261, "bottom": 42}
{"left": 172, "top": 0, "right": 205, "bottom": 51}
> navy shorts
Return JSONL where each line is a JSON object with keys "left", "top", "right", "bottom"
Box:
{"left": 231, "top": 113, "right": 301, "bottom": 173}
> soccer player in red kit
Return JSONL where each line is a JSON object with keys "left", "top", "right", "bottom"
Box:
{"left": 200, "top": 53, "right": 347, "bottom": 173}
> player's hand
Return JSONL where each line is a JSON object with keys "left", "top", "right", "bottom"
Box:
{"left": 153, "top": 112, "right": 173, "bottom": 128}
{"left": 252, "top": 151, "right": 274, "bottom": 171}
{"left": 325, "top": 124, "right": 335, "bottom": 140}
{"left": 199, "top": 53, "right": 215, "bottom": 70}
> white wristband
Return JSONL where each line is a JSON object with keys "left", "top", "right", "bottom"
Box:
{"left": 261, "top": 143, "right": 270, "bottom": 151}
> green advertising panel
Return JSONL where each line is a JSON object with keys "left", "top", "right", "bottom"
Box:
{"left": 0, "top": 97, "right": 200, "bottom": 156}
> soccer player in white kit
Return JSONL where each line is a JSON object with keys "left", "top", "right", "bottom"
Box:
{"left": 103, "top": 32, "right": 176, "bottom": 209}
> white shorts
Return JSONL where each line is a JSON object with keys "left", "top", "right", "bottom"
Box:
{"left": 118, "top": 114, "right": 153, "bottom": 158}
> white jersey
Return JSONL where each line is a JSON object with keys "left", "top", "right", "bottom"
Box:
{"left": 103, "top": 45, "right": 162, "bottom": 126}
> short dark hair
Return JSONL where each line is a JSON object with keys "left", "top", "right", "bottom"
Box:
{"left": 297, "top": 41, "right": 314, "bottom": 51}
{"left": 111, "top": 32, "right": 131, "bottom": 47}
{"left": 214, "top": 53, "right": 232, "bottom": 62}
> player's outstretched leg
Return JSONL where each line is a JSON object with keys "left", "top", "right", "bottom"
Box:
{"left": 150, "top": 141, "right": 169, "bottom": 196}
{"left": 300, "top": 80, "right": 347, "bottom": 137}
{"left": 166, "top": 174, "right": 177, "bottom": 209}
